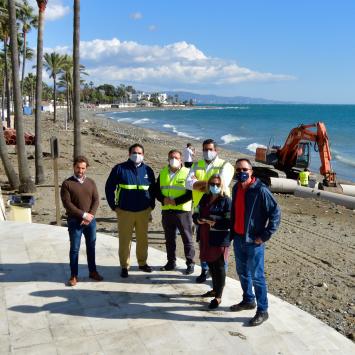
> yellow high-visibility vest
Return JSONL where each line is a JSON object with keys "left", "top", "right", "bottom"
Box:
{"left": 299, "top": 171, "right": 310, "bottom": 186}
{"left": 192, "top": 158, "right": 229, "bottom": 207}
{"left": 160, "top": 166, "right": 191, "bottom": 211}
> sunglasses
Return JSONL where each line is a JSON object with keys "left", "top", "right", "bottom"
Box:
{"left": 235, "top": 168, "right": 250, "bottom": 172}
{"left": 209, "top": 183, "right": 221, "bottom": 187}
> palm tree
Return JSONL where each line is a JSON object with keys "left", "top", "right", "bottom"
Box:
{"left": 7, "top": 0, "right": 35, "bottom": 192}
{"left": 58, "top": 54, "right": 73, "bottom": 130}
{"left": 43, "top": 51, "right": 65, "bottom": 122}
{"left": 73, "top": 0, "right": 81, "bottom": 158}
{"left": 18, "top": 0, "right": 37, "bottom": 95}
{"left": 23, "top": 72, "right": 35, "bottom": 107}
{"left": 34, "top": 0, "right": 47, "bottom": 184}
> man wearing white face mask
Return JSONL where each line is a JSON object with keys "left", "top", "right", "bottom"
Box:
{"left": 156, "top": 150, "right": 195, "bottom": 274}
{"left": 186, "top": 138, "right": 234, "bottom": 283}
{"left": 105, "top": 143, "right": 155, "bottom": 278}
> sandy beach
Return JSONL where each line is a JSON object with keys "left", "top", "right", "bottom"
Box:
{"left": 1, "top": 108, "right": 354, "bottom": 341}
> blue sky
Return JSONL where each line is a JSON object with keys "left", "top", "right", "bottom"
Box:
{"left": 25, "top": 0, "right": 355, "bottom": 104}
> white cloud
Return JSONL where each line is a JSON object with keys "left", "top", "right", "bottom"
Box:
{"left": 148, "top": 25, "right": 157, "bottom": 32}
{"left": 130, "top": 12, "right": 143, "bottom": 20}
{"left": 41, "top": 37, "right": 295, "bottom": 91}
{"left": 28, "top": 0, "right": 70, "bottom": 21}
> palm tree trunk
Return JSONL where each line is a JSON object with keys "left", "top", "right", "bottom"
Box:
{"left": 73, "top": 0, "right": 81, "bottom": 158}
{"left": 20, "top": 31, "right": 26, "bottom": 96}
{"left": 65, "top": 87, "right": 69, "bottom": 130}
{"left": 53, "top": 75, "right": 56, "bottom": 122}
{"left": 1, "top": 70, "right": 5, "bottom": 122}
{"left": 3, "top": 38, "right": 11, "bottom": 128}
{"left": 7, "top": 0, "right": 36, "bottom": 193}
{"left": 0, "top": 128, "right": 20, "bottom": 190}
{"left": 34, "top": 4, "right": 45, "bottom": 184}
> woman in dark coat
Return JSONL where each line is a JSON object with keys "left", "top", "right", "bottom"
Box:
{"left": 193, "top": 174, "right": 231, "bottom": 309}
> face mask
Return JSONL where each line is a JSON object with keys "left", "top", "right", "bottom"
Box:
{"left": 169, "top": 158, "right": 180, "bottom": 169}
{"left": 209, "top": 185, "right": 221, "bottom": 195}
{"left": 236, "top": 171, "right": 249, "bottom": 183}
{"left": 130, "top": 153, "right": 144, "bottom": 164}
{"left": 203, "top": 150, "right": 217, "bottom": 161}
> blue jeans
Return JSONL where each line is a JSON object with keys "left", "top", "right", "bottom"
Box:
{"left": 233, "top": 237, "right": 268, "bottom": 312}
{"left": 68, "top": 218, "right": 97, "bottom": 277}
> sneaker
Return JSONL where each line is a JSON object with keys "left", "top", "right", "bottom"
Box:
{"left": 230, "top": 300, "right": 256, "bottom": 312}
{"left": 139, "top": 264, "right": 153, "bottom": 273}
{"left": 67, "top": 275, "right": 78, "bottom": 286}
{"left": 185, "top": 264, "right": 195, "bottom": 275}
{"left": 160, "top": 262, "right": 176, "bottom": 271}
{"left": 249, "top": 311, "right": 269, "bottom": 326}
{"left": 89, "top": 271, "right": 104, "bottom": 281}
{"left": 195, "top": 269, "right": 208, "bottom": 283}
{"left": 121, "top": 268, "right": 129, "bottom": 278}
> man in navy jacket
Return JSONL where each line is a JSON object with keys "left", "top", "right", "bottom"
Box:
{"left": 230, "top": 158, "right": 281, "bottom": 326}
{"left": 105, "top": 143, "right": 155, "bottom": 278}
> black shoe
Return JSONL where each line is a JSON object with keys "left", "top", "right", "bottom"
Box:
{"left": 230, "top": 300, "right": 256, "bottom": 312}
{"left": 139, "top": 264, "right": 153, "bottom": 273}
{"left": 208, "top": 298, "right": 221, "bottom": 310}
{"left": 160, "top": 262, "right": 176, "bottom": 271}
{"left": 120, "top": 268, "right": 128, "bottom": 278}
{"left": 249, "top": 311, "right": 269, "bottom": 326}
{"left": 185, "top": 264, "right": 195, "bottom": 275}
{"left": 201, "top": 289, "right": 216, "bottom": 298}
{"left": 195, "top": 269, "right": 208, "bottom": 283}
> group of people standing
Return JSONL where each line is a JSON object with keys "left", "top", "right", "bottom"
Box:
{"left": 60, "top": 138, "right": 281, "bottom": 327}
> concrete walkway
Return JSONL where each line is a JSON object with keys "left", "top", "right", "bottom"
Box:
{"left": 0, "top": 221, "right": 354, "bottom": 355}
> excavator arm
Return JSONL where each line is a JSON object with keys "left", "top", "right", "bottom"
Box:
{"left": 256, "top": 122, "right": 336, "bottom": 186}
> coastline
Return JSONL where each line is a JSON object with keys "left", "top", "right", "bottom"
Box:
{"left": 0, "top": 108, "right": 354, "bottom": 341}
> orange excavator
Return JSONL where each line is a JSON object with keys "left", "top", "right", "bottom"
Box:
{"left": 255, "top": 122, "right": 337, "bottom": 187}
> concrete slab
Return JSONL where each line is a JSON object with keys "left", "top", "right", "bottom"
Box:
{"left": 0, "top": 221, "right": 354, "bottom": 354}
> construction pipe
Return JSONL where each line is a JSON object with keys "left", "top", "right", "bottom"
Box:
{"left": 340, "top": 184, "right": 355, "bottom": 197}
{"left": 269, "top": 177, "right": 298, "bottom": 194}
{"left": 294, "top": 186, "right": 355, "bottom": 210}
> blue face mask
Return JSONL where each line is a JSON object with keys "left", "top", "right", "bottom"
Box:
{"left": 236, "top": 171, "right": 249, "bottom": 183}
{"left": 209, "top": 185, "right": 221, "bottom": 195}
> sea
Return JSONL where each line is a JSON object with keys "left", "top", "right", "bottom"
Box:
{"left": 102, "top": 104, "right": 355, "bottom": 183}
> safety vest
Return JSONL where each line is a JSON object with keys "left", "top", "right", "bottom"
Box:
{"left": 299, "top": 171, "right": 310, "bottom": 186}
{"left": 192, "top": 158, "right": 230, "bottom": 207}
{"left": 160, "top": 166, "right": 191, "bottom": 211}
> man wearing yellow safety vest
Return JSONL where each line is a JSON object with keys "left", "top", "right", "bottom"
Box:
{"left": 156, "top": 149, "right": 195, "bottom": 274}
{"left": 186, "top": 138, "right": 234, "bottom": 283}
{"left": 105, "top": 143, "right": 156, "bottom": 278}
{"left": 298, "top": 168, "right": 310, "bottom": 187}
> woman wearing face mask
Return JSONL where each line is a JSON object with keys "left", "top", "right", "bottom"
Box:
{"left": 192, "top": 174, "right": 231, "bottom": 309}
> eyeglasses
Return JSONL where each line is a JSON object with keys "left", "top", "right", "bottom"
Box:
{"left": 209, "top": 183, "right": 221, "bottom": 187}
{"left": 235, "top": 168, "right": 250, "bottom": 172}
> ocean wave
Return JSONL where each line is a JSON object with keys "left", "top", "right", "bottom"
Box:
{"left": 115, "top": 117, "right": 133, "bottom": 122}
{"left": 163, "top": 123, "right": 201, "bottom": 140}
{"left": 247, "top": 143, "right": 267, "bottom": 153}
{"left": 132, "top": 118, "right": 150, "bottom": 125}
{"left": 220, "top": 134, "right": 246, "bottom": 144}
{"left": 333, "top": 151, "right": 355, "bottom": 168}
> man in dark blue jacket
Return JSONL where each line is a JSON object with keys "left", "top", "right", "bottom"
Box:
{"left": 105, "top": 143, "right": 155, "bottom": 278}
{"left": 230, "top": 158, "right": 281, "bottom": 326}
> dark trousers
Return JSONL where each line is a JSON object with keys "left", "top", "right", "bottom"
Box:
{"left": 207, "top": 254, "right": 226, "bottom": 298}
{"left": 184, "top": 162, "right": 193, "bottom": 168}
{"left": 162, "top": 210, "right": 195, "bottom": 265}
{"left": 68, "top": 217, "right": 97, "bottom": 277}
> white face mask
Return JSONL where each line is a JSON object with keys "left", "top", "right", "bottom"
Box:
{"left": 169, "top": 158, "right": 181, "bottom": 169}
{"left": 130, "top": 153, "right": 144, "bottom": 164}
{"left": 203, "top": 150, "right": 217, "bottom": 161}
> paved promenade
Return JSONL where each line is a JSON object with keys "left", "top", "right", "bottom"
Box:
{"left": 0, "top": 221, "right": 354, "bottom": 354}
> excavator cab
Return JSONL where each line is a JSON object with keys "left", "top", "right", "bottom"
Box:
{"left": 294, "top": 141, "right": 310, "bottom": 169}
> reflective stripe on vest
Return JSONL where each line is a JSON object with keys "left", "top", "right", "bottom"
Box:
{"left": 160, "top": 166, "right": 191, "bottom": 211}
{"left": 192, "top": 159, "right": 229, "bottom": 207}
{"left": 114, "top": 183, "right": 150, "bottom": 204}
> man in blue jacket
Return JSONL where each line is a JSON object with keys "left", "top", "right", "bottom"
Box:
{"left": 230, "top": 158, "right": 281, "bottom": 326}
{"left": 105, "top": 143, "right": 155, "bottom": 278}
